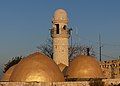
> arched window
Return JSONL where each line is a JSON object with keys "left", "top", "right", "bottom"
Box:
{"left": 55, "top": 24, "right": 59, "bottom": 34}
{"left": 63, "top": 25, "right": 67, "bottom": 30}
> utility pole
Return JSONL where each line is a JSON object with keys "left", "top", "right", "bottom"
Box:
{"left": 70, "top": 28, "right": 73, "bottom": 46}
{"left": 99, "top": 34, "right": 102, "bottom": 61}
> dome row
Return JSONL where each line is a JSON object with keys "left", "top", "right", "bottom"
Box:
{"left": 1, "top": 52, "right": 103, "bottom": 82}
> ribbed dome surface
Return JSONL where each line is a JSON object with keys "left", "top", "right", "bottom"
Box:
{"left": 1, "top": 65, "right": 16, "bottom": 81}
{"left": 10, "top": 52, "right": 65, "bottom": 82}
{"left": 66, "top": 55, "right": 103, "bottom": 79}
{"left": 53, "top": 9, "right": 68, "bottom": 23}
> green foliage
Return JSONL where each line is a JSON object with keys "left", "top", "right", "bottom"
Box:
{"left": 3, "top": 56, "right": 22, "bottom": 73}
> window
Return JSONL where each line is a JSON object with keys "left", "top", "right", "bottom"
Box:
{"left": 55, "top": 24, "right": 59, "bottom": 34}
{"left": 63, "top": 25, "right": 67, "bottom": 30}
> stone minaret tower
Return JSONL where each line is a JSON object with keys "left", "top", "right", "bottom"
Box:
{"left": 51, "top": 9, "right": 70, "bottom": 67}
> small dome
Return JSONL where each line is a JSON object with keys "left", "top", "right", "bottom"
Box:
{"left": 1, "top": 65, "right": 16, "bottom": 81}
{"left": 66, "top": 55, "right": 103, "bottom": 79}
{"left": 53, "top": 9, "right": 68, "bottom": 23}
{"left": 10, "top": 52, "right": 65, "bottom": 82}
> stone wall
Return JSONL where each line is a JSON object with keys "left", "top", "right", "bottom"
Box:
{"left": 0, "top": 79, "right": 120, "bottom": 86}
{"left": 100, "top": 59, "right": 120, "bottom": 79}
{"left": 0, "top": 81, "right": 89, "bottom": 86}
{"left": 103, "top": 79, "right": 120, "bottom": 86}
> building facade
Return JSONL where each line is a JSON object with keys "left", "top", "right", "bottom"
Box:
{"left": 100, "top": 59, "right": 120, "bottom": 79}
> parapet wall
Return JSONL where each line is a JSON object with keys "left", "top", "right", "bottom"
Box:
{"left": 0, "top": 79, "right": 120, "bottom": 86}
{"left": 0, "top": 81, "right": 89, "bottom": 86}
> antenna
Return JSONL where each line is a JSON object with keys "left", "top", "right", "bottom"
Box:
{"left": 69, "top": 28, "right": 73, "bottom": 46}
{"left": 99, "top": 34, "right": 102, "bottom": 61}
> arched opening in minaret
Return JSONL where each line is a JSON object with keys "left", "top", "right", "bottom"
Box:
{"left": 55, "top": 24, "right": 59, "bottom": 34}
{"left": 63, "top": 25, "right": 67, "bottom": 30}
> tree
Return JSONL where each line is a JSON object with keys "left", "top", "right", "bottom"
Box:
{"left": 37, "top": 39, "right": 53, "bottom": 59}
{"left": 69, "top": 44, "right": 95, "bottom": 59}
{"left": 0, "top": 67, "right": 3, "bottom": 79}
{"left": 37, "top": 39, "right": 95, "bottom": 60}
{"left": 3, "top": 56, "right": 22, "bottom": 73}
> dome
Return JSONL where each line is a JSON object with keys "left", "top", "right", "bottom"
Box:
{"left": 10, "top": 52, "right": 65, "bottom": 82}
{"left": 53, "top": 9, "right": 68, "bottom": 24}
{"left": 1, "top": 65, "right": 16, "bottom": 81}
{"left": 66, "top": 55, "right": 103, "bottom": 79}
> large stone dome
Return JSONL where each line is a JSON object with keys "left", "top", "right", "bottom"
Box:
{"left": 53, "top": 9, "right": 68, "bottom": 24}
{"left": 1, "top": 65, "right": 16, "bottom": 81}
{"left": 66, "top": 55, "right": 103, "bottom": 79}
{"left": 9, "top": 52, "right": 65, "bottom": 82}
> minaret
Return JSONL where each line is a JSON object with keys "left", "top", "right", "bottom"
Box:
{"left": 51, "top": 9, "right": 70, "bottom": 67}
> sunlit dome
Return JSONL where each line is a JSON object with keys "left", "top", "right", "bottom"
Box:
{"left": 66, "top": 55, "right": 103, "bottom": 79}
{"left": 1, "top": 65, "right": 16, "bottom": 81}
{"left": 53, "top": 9, "right": 68, "bottom": 24}
{"left": 9, "top": 52, "right": 65, "bottom": 82}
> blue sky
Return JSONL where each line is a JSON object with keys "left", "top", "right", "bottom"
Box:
{"left": 0, "top": 0, "right": 120, "bottom": 68}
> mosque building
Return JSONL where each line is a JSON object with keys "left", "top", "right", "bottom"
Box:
{"left": 1, "top": 9, "right": 120, "bottom": 86}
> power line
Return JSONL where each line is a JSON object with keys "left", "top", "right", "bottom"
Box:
{"left": 103, "top": 43, "right": 120, "bottom": 47}
{"left": 94, "top": 51, "right": 117, "bottom": 60}
{"left": 68, "top": 27, "right": 120, "bottom": 61}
